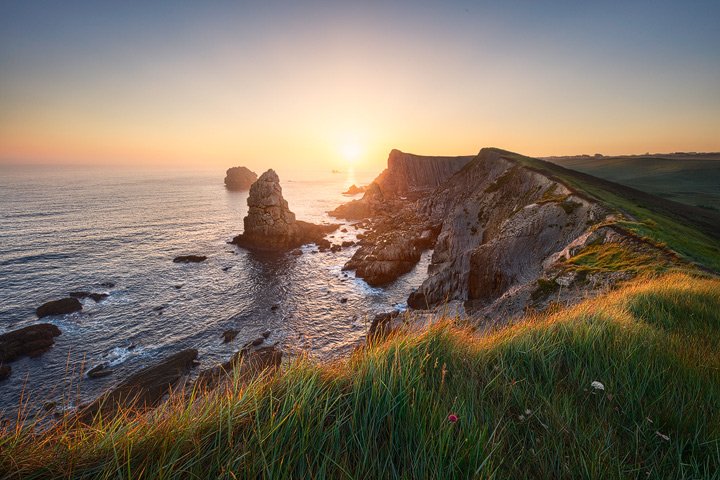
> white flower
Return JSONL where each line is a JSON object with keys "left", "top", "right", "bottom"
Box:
{"left": 525, "top": 409, "right": 532, "bottom": 415}
{"left": 590, "top": 381, "right": 605, "bottom": 391}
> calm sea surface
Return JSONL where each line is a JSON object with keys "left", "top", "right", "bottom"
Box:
{"left": 0, "top": 166, "right": 430, "bottom": 415}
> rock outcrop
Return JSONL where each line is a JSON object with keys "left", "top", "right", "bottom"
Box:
{"left": 373, "top": 149, "right": 474, "bottom": 198}
{"left": 329, "top": 150, "right": 473, "bottom": 221}
{"left": 224, "top": 166, "right": 258, "bottom": 191}
{"left": 36, "top": 298, "right": 82, "bottom": 318}
{"left": 336, "top": 147, "right": 683, "bottom": 324}
{"left": 173, "top": 255, "right": 207, "bottom": 263}
{"left": 194, "top": 345, "right": 282, "bottom": 391}
{"left": 232, "top": 169, "right": 337, "bottom": 250}
{"left": 343, "top": 184, "right": 367, "bottom": 195}
{"left": 79, "top": 349, "right": 198, "bottom": 421}
{"left": 0, "top": 324, "right": 62, "bottom": 379}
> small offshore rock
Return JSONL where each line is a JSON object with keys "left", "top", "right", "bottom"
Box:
{"left": 69, "top": 291, "right": 109, "bottom": 302}
{"left": 100, "top": 282, "right": 116, "bottom": 288}
{"left": 222, "top": 329, "right": 239, "bottom": 343}
{"left": 173, "top": 255, "right": 207, "bottom": 263}
{"left": 261, "top": 330, "right": 271, "bottom": 339}
{"left": 0, "top": 365, "right": 10, "bottom": 381}
{"left": 36, "top": 298, "right": 82, "bottom": 318}
{"left": 251, "top": 337, "right": 264, "bottom": 347}
{"left": 224, "top": 166, "right": 258, "bottom": 191}
{"left": 87, "top": 363, "right": 113, "bottom": 379}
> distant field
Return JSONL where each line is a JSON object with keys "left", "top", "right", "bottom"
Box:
{"left": 545, "top": 153, "right": 720, "bottom": 211}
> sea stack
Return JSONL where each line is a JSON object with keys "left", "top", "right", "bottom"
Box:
{"left": 231, "top": 169, "right": 337, "bottom": 250}
{"left": 224, "top": 166, "right": 258, "bottom": 191}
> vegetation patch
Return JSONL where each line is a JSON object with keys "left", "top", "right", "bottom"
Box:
{"left": 4, "top": 274, "right": 719, "bottom": 478}
{"left": 566, "top": 242, "right": 671, "bottom": 275}
{"left": 484, "top": 166, "right": 519, "bottom": 193}
{"left": 491, "top": 148, "right": 720, "bottom": 272}
{"left": 531, "top": 277, "right": 560, "bottom": 301}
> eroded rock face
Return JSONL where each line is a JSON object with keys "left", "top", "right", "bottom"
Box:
{"left": 407, "top": 149, "right": 608, "bottom": 313}
{"left": 232, "top": 169, "right": 337, "bottom": 250}
{"left": 374, "top": 149, "right": 474, "bottom": 198}
{"left": 224, "top": 166, "right": 258, "bottom": 191}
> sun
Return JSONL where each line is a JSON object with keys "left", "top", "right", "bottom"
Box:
{"left": 341, "top": 143, "right": 362, "bottom": 163}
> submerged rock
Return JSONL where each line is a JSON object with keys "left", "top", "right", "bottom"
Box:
{"left": 36, "top": 298, "right": 82, "bottom": 318}
{"left": 86, "top": 363, "right": 113, "bottom": 379}
{"left": 69, "top": 291, "right": 109, "bottom": 302}
{"left": 0, "top": 365, "right": 10, "bottom": 381}
{"left": 224, "top": 166, "right": 258, "bottom": 191}
{"left": 231, "top": 169, "right": 337, "bottom": 250}
{"left": 222, "top": 329, "right": 239, "bottom": 343}
{"left": 0, "top": 324, "right": 62, "bottom": 368}
{"left": 173, "top": 255, "right": 207, "bottom": 263}
{"left": 79, "top": 348, "right": 198, "bottom": 421}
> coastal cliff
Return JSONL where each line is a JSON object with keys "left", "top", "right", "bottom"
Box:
{"left": 373, "top": 149, "right": 474, "bottom": 198}
{"left": 336, "top": 147, "right": 696, "bottom": 322}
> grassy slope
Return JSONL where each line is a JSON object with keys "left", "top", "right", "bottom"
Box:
{"left": 546, "top": 154, "right": 720, "bottom": 210}
{"left": 1, "top": 273, "right": 720, "bottom": 479}
{"left": 485, "top": 148, "right": 720, "bottom": 273}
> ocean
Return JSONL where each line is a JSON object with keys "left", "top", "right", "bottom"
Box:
{"left": 0, "top": 165, "right": 431, "bottom": 416}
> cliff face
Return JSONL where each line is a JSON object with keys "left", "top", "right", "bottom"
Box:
{"left": 373, "top": 149, "right": 474, "bottom": 198}
{"left": 408, "top": 149, "right": 608, "bottom": 316}
{"left": 336, "top": 147, "right": 679, "bottom": 323}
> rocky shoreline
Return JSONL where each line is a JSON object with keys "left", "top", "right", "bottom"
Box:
{"left": 2, "top": 146, "right": 689, "bottom": 423}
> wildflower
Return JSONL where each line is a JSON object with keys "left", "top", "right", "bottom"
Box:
{"left": 656, "top": 431, "right": 670, "bottom": 441}
{"left": 518, "top": 414, "right": 525, "bottom": 421}
{"left": 590, "top": 381, "right": 605, "bottom": 391}
{"left": 524, "top": 409, "right": 531, "bottom": 415}
{"left": 448, "top": 413, "right": 459, "bottom": 423}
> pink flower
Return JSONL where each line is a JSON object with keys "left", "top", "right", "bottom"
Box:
{"left": 448, "top": 413, "right": 459, "bottom": 423}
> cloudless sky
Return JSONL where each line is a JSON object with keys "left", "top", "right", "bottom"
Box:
{"left": 1, "top": 0, "right": 719, "bottom": 172}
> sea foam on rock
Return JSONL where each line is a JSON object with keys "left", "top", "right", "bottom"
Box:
{"left": 231, "top": 169, "right": 337, "bottom": 251}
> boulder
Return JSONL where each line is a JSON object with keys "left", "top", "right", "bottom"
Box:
{"left": 224, "top": 166, "right": 258, "bottom": 191}
{"left": 0, "top": 323, "right": 62, "bottom": 365}
{"left": 173, "top": 255, "right": 207, "bottom": 263}
{"left": 79, "top": 349, "right": 198, "bottom": 421}
{"left": 36, "top": 298, "right": 82, "bottom": 318}
{"left": 231, "top": 169, "right": 337, "bottom": 250}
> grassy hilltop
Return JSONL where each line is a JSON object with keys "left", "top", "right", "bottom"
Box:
{"left": 1, "top": 274, "right": 719, "bottom": 479}
{"left": 2, "top": 150, "right": 720, "bottom": 479}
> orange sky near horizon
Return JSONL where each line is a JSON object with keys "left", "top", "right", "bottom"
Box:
{"left": 1, "top": 2, "right": 719, "bottom": 173}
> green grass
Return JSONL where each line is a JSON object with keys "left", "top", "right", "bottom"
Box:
{"left": 2, "top": 273, "right": 720, "bottom": 479}
{"left": 484, "top": 148, "right": 720, "bottom": 272}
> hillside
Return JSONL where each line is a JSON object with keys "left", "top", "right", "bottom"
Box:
{"left": 2, "top": 273, "right": 719, "bottom": 478}
{"left": 545, "top": 153, "right": 720, "bottom": 211}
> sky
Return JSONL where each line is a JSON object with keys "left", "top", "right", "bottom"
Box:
{"left": 1, "top": 0, "right": 719, "bottom": 172}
